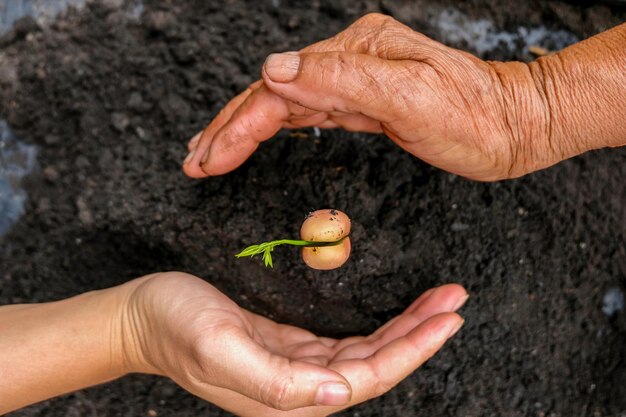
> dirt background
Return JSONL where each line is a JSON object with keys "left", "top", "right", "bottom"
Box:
{"left": 1, "top": 0, "right": 625, "bottom": 416}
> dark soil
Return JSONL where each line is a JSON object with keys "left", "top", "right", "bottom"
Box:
{"left": 1, "top": 0, "right": 625, "bottom": 416}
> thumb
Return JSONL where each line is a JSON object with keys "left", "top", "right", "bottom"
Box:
{"left": 202, "top": 334, "right": 352, "bottom": 410}
{"left": 262, "top": 51, "right": 414, "bottom": 123}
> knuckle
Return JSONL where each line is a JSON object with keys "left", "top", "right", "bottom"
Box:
{"left": 260, "top": 376, "right": 295, "bottom": 410}
{"left": 345, "top": 14, "right": 400, "bottom": 56}
{"left": 354, "top": 12, "right": 392, "bottom": 28}
{"left": 342, "top": 30, "right": 371, "bottom": 53}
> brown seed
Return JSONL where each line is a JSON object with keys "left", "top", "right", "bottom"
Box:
{"left": 300, "top": 209, "right": 351, "bottom": 270}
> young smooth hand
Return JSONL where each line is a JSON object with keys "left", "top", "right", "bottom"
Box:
{"left": 183, "top": 14, "right": 625, "bottom": 181}
{"left": 0, "top": 272, "right": 467, "bottom": 416}
{"left": 121, "top": 272, "right": 467, "bottom": 416}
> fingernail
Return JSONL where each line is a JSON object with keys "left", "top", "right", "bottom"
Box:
{"left": 447, "top": 319, "right": 465, "bottom": 339}
{"left": 183, "top": 148, "right": 196, "bottom": 165}
{"left": 264, "top": 52, "right": 300, "bottom": 83}
{"left": 188, "top": 131, "right": 203, "bottom": 149}
{"left": 315, "top": 382, "right": 351, "bottom": 406}
{"left": 452, "top": 294, "right": 470, "bottom": 311}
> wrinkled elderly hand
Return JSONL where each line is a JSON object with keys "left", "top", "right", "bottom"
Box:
{"left": 122, "top": 273, "right": 467, "bottom": 416}
{"left": 183, "top": 14, "right": 626, "bottom": 181}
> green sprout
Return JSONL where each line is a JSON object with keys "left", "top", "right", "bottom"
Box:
{"left": 235, "top": 237, "right": 348, "bottom": 268}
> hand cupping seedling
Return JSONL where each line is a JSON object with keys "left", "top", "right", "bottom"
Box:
{"left": 236, "top": 209, "right": 351, "bottom": 270}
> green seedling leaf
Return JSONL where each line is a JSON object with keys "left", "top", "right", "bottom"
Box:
{"left": 235, "top": 237, "right": 348, "bottom": 268}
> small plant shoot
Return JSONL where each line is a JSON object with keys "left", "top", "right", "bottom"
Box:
{"left": 235, "top": 209, "right": 352, "bottom": 270}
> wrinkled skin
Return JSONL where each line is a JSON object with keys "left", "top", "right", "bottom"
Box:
{"left": 183, "top": 13, "right": 554, "bottom": 181}
{"left": 122, "top": 272, "right": 467, "bottom": 417}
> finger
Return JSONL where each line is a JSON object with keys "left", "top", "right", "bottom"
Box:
{"left": 195, "top": 81, "right": 384, "bottom": 176}
{"left": 179, "top": 379, "right": 338, "bottom": 417}
{"left": 386, "top": 287, "right": 466, "bottom": 334}
{"left": 196, "top": 328, "right": 352, "bottom": 410}
{"left": 198, "top": 84, "right": 290, "bottom": 176}
{"left": 182, "top": 81, "right": 261, "bottom": 178}
{"left": 332, "top": 285, "right": 467, "bottom": 362}
{"left": 333, "top": 312, "right": 464, "bottom": 403}
{"left": 262, "top": 51, "right": 419, "bottom": 124}
{"left": 328, "top": 284, "right": 466, "bottom": 357}
{"left": 326, "top": 288, "right": 436, "bottom": 354}
{"left": 375, "top": 283, "right": 468, "bottom": 337}
{"left": 187, "top": 130, "right": 203, "bottom": 152}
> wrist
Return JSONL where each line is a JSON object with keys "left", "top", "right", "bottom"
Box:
{"left": 526, "top": 23, "right": 626, "bottom": 161}
{"left": 488, "top": 23, "right": 626, "bottom": 179}
{"left": 487, "top": 60, "right": 557, "bottom": 178}
{"left": 113, "top": 275, "right": 165, "bottom": 376}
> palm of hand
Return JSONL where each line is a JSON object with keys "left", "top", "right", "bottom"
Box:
{"left": 128, "top": 273, "right": 465, "bottom": 417}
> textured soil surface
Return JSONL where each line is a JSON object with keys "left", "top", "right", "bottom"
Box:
{"left": 1, "top": 0, "right": 626, "bottom": 416}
